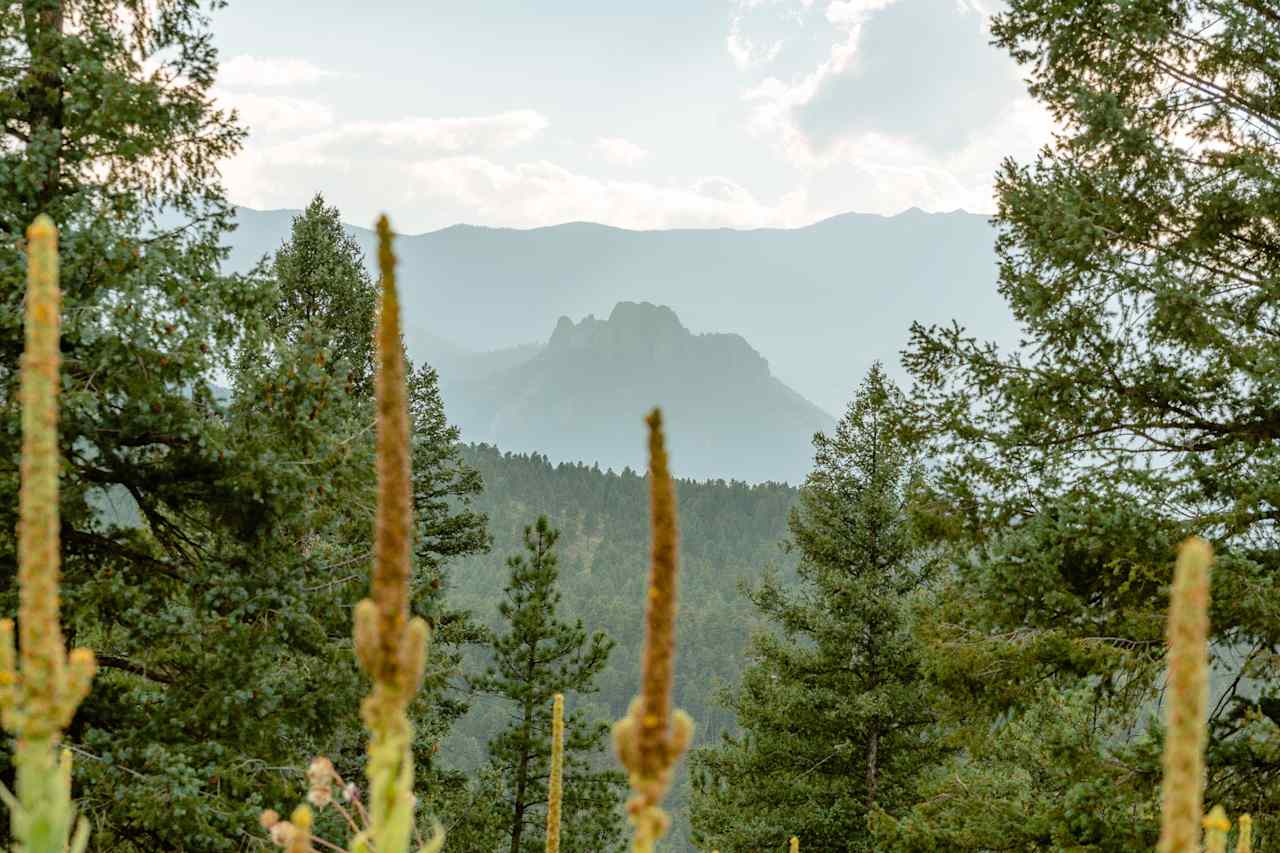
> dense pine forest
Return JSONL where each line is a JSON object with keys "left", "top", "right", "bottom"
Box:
{"left": 443, "top": 446, "right": 799, "bottom": 847}
{"left": 2, "top": 1, "right": 1280, "bottom": 852}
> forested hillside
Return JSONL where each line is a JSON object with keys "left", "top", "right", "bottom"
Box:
{"left": 441, "top": 444, "right": 800, "bottom": 846}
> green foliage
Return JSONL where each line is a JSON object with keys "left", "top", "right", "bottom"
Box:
{"left": 245, "top": 196, "right": 491, "bottom": 794}
{"left": 469, "top": 518, "right": 626, "bottom": 853}
{"left": 0, "top": 1, "right": 326, "bottom": 848}
{"left": 690, "top": 365, "right": 947, "bottom": 852}
{"left": 898, "top": 0, "right": 1280, "bottom": 843}
{"left": 263, "top": 194, "right": 379, "bottom": 395}
{"left": 443, "top": 445, "right": 798, "bottom": 847}
{"left": 871, "top": 687, "right": 1161, "bottom": 851}
{"left": 0, "top": 6, "right": 485, "bottom": 843}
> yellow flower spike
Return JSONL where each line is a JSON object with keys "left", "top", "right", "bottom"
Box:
{"left": 287, "top": 805, "right": 315, "bottom": 853}
{"left": 364, "top": 213, "right": 413, "bottom": 697}
{"left": 546, "top": 693, "right": 564, "bottom": 853}
{"left": 347, "top": 215, "right": 436, "bottom": 853}
{"left": 1236, "top": 815, "right": 1252, "bottom": 853}
{"left": 1203, "top": 805, "right": 1229, "bottom": 853}
{"left": 790, "top": 836, "right": 799, "bottom": 852}
{"left": 3, "top": 215, "right": 97, "bottom": 853}
{"left": 352, "top": 599, "right": 381, "bottom": 678}
{"left": 1157, "top": 537, "right": 1212, "bottom": 853}
{"left": 612, "top": 409, "right": 695, "bottom": 853}
{"left": 400, "top": 616, "right": 431, "bottom": 696}
{"left": 0, "top": 619, "right": 19, "bottom": 732}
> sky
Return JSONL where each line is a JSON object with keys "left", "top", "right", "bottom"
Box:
{"left": 210, "top": 0, "right": 1053, "bottom": 234}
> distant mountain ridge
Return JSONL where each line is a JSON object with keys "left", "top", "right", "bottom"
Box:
{"left": 440, "top": 301, "right": 834, "bottom": 484}
{"left": 222, "top": 204, "right": 1017, "bottom": 480}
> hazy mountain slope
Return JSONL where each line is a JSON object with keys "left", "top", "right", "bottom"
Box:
{"left": 442, "top": 302, "right": 835, "bottom": 484}
{"left": 224, "top": 206, "right": 1015, "bottom": 416}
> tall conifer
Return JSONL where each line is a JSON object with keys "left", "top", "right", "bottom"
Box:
{"left": 691, "top": 364, "right": 944, "bottom": 851}
{"left": 898, "top": 0, "right": 1280, "bottom": 839}
{"left": 470, "top": 517, "right": 625, "bottom": 853}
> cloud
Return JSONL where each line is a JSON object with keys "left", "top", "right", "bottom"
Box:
{"left": 218, "top": 55, "right": 339, "bottom": 88}
{"left": 727, "top": 16, "right": 783, "bottom": 71}
{"left": 348, "top": 112, "right": 549, "bottom": 152}
{"left": 594, "top": 137, "right": 651, "bottom": 167}
{"left": 221, "top": 141, "right": 816, "bottom": 233}
{"left": 405, "top": 158, "right": 806, "bottom": 230}
{"left": 214, "top": 89, "right": 334, "bottom": 135}
{"left": 285, "top": 110, "right": 550, "bottom": 160}
{"left": 220, "top": 108, "right": 558, "bottom": 227}
{"left": 722, "top": 0, "right": 1049, "bottom": 214}
{"left": 824, "top": 0, "right": 898, "bottom": 26}
{"left": 747, "top": 0, "right": 1026, "bottom": 163}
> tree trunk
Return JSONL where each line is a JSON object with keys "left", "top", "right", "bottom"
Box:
{"left": 510, "top": 737, "right": 531, "bottom": 853}
{"left": 866, "top": 724, "right": 879, "bottom": 810}
{"left": 509, "top": 636, "right": 541, "bottom": 853}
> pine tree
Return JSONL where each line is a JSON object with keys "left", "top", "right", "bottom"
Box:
{"left": 246, "top": 194, "right": 492, "bottom": 813}
{"left": 690, "top": 364, "right": 944, "bottom": 852}
{"left": 0, "top": 5, "right": 382, "bottom": 848}
{"left": 470, "top": 517, "right": 625, "bottom": 853}
{"left": 261, "top": 193, "right": 379, "bottom": 394}
{"left": 899, "top": 0, "right": 1280, "bottom": 838}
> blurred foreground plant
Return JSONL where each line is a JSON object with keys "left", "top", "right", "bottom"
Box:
{"left": 612, "top": 410, "right": 694, "bottom": 853}
{"left": 0, "top": 216, "right": 97, "bottom": 853}
{"left": 1157, "top": 539, "right": 1251, "bottom": 853}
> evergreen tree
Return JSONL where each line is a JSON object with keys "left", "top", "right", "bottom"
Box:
{"left": 242, "top": 194, "right": 493, "bottom": 834}
{"left": 262, "top": 193, "right": 379, "bottom": 394}
{"left": 897, "top": 0, "right": 1280, "bottom": 841}
{"left": 470, "top": 517, "right": 625, "bottom": 853}
{"left": 0, "top": 5, "right": 377, "bottom": 848}
{"left": 690, "top": 364, "right": 944, "bottom": 852}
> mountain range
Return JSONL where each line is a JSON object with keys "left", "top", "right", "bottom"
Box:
{"left": 222, "top": 205, "right": 1017, "bottom": 482}
{"left": 440, "top": 301, "right": 834, "bottom": 483}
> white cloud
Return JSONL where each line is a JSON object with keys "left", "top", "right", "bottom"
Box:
{"left": 727, "top": 16, "right": 784, "bottom": 71}
{"left": 825, "top": 0, "right": 898, "bottom": 26}
{"left": 286, "top": 110, "right": 550, "bottom": 160}
{"left": 221, "top": 140, "right": 817, "bottom": 233}
{"left": 745, "top": 0, "right": 1028, "bottom": 164}
{"left": 406, "top": 157, "right": 805, "bottom": 230}
{"left": 219, "top": 55, "right": 339, "bottom": 88}
{"left": 724, "top": 0, "right": 1049, "bottom": 215}
{"left": 594, "top": 137, "right": 651, "bottom": 167}
{"left": 220, "top": 108, "right": 557, "bottom": 227}
{"left": 214, "top": 89, "right": 334, "bottom": 135}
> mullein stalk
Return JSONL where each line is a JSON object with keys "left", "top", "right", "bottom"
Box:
{"left": 546, "top": 693, "right": 564, "bottom": 853}
{"left": 612, "top": 409, "right": 694, "bottom": 853}
{"left": 349, "top": 215, "right": 440, "bottom": 853}
{"left": 1157, "top": 537, "right": 1212, "bottom": 853}
{"left": 0, "top": 215, "right": 96, "bottom": 853}
{"left": 1235, "top": 815, "right": 1252, "bottom": 853}
{"left": 1203, "top": 806, "right": 1229, "bottom": 853}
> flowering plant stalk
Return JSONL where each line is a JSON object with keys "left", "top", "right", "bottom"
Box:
{"left": 0, "top": 216, "right": 97, "bottom": 853}
{"left": 612, "top": 409, "right": 694, "bottom": 853}
{"left": 546, "top": 693, "right": 564, "bottom": 853}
